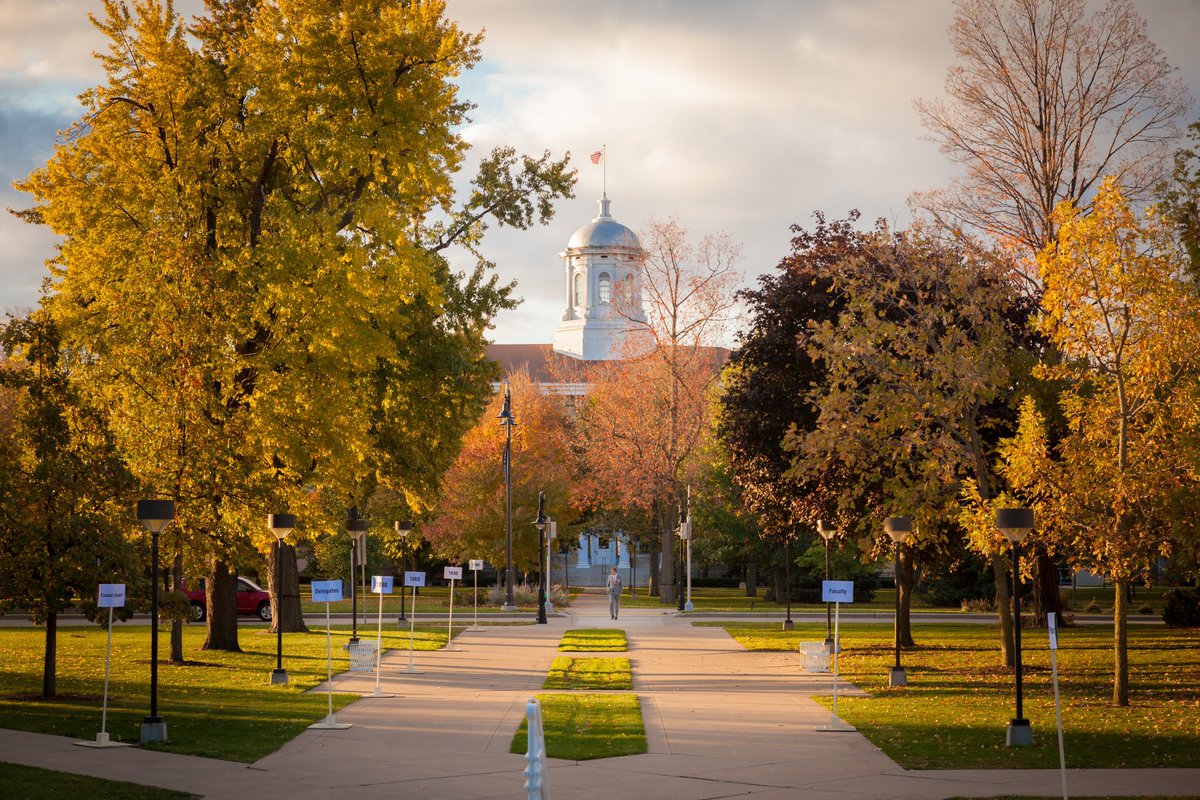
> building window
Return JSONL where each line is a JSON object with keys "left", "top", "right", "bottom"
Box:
{"left": 598, "top": 272, "right": 611, "bottom": 304}
{"left": 623, "top": 272, "right": 635, "bottom": 301}
{"left": 574, "top": 272, "right": 584, "bottom": 306}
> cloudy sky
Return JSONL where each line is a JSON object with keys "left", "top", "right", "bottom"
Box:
{"left": 2, "top": 0, "right": 1198, "bottom": 344}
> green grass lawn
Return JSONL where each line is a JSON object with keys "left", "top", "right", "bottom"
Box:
{"left": 510, "top": 693, "right": 647, "bottom": 760}
{"left": 557, "top": 628, "right": 627, "bottom": 652}
{"left": 543, "top": 657, "right": 632, "bottom": 690}
{"left": 0, "top": 623, "right": 454, "bottom": 762}
{"left": 706, "top": 620, "right": 1200, "bottom": 770}
{"left": 0, "top": 762, "right": 197, "bottom": 800}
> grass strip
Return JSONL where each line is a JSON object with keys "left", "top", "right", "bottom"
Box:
{"left": 510, "top": 693, "right": 646, "bottom": 760}
{"left": 0, "top": 624, "right": 451, "bottom": 762}
{"left": 543, "top": 657, "right": 632, "bottom": 690}
{"left": 704, "top": 621, "right": 1200, "bottom": 770}
{"left": 557, "top": 628, "right": 627, "bottom": 652}
{"left": 0, "top": 761, "right": 197, "bottom": 799}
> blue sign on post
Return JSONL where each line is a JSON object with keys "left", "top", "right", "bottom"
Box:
{"left": 821, "top": 580, "right": 855, "bottom": 604}
{"left": 371, "top": 575, "right": 394, "bottom": 594}
{"left": 311, "top": 580, "right": 343, "bottom": 603}
{"left": 404, "top": 571, "right": 426, "bottom": 588}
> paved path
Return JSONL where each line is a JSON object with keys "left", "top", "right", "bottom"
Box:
{"left": 2, "top": 589, "right": 1197, "bottom": 799}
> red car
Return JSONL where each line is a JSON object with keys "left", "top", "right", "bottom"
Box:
{"left": 185, "top": 577, "right": 272, "bottom": 622}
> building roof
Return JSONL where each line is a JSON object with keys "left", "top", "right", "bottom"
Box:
{"left": 566, "top": 197, "right": 641, "bottom": 251}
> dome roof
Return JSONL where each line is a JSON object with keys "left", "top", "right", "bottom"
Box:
{"left": 567, "top": 197, "right": 641, "bottom": 250}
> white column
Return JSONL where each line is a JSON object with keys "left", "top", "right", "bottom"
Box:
{"left": 617, "top": 530, "right": 630, "bottom": 569}
{"left": 575, "top": 533, "right": 590, "bottom": 568}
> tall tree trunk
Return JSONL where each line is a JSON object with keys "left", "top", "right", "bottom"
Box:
{"left": 993, "top": 554, "right": 1014, "bottom": 668}
{"left": 268, "top": 541, "right": 308, "bottom": 633}
{"left": 897, "top": 545, "right": 916, "bottom": 647}
{"left": 771, "top": 564, "right": 786, "bottom": 604}
{"left": 659, "top": 516, "right": 675, "bottom": 605}
{"left": 202, "top": 557, "right": 241, "bottom": 652}
{"left": 1113, "top": 577, "right": 1129, "bottom": 706}
{"left": 41, "top": 610, "right": 57, "bottom": 699}
{"left": 169, "top": 550, "right": 184, "bottom": 663}
{"left": 648, "top": 542, "right": 660, "bottom": 596}
{"left": 745, "top": 561, "right": 757, "bottom": 597}
{"left": 1032, "top": 548, "right": 1063, "bottom": 627}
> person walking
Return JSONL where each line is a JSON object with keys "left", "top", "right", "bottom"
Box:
{"left": 606, "top": 566, "right": 623, "bottom": 620}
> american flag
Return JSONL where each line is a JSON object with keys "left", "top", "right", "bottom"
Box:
{"left": 590, "top": 150, "right": 603, "bottom": 164}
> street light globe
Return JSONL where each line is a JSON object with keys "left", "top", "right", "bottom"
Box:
{"left": 268, "top": 513, "right": 296, "bottom": 541}
{"left": 995, "top": 508, "right": 1034, "bottom": 544}
{"left": 817, "top": 520, "right": 836, "bottom": 542}
{"left": 394, "top": 520, "right": 413, "bottom": 537}
{"left": 136, "top": 499, "right": 176, "bottom": 534}
{"left": 884, "top": 516, "right": 913, "bottom": 545}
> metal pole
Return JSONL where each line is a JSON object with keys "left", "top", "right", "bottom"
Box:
{"left": 537, "top": 527, "right": 547, "bottom": 624}
{"left": 784, "top": 537, "right": 793, "bottom": 628}
{"left": 1013, "top": 541, "right": 1024, "bottom": 722}
{"left": 399, "top": 548, "right": 407, "bottom": 621}
{"left": 150, "top": 530, "right": 159, "bottom": 720}
{"left": 825, "top": 537, "right": 832, "bottom": 643}
{"left": 350, "top": 536, "right": 358, "bottom": 643}
{"left": 276, "top": 538, "right": 284, "bottom": 671}
{"left": 102, "top": 605, "right": 113, "bottom": 737}
{"left": 504, "top": 423, "right": 515, "bottom": 610}
{"left": 894, "top": 541, "right": 902, "bottom": 671}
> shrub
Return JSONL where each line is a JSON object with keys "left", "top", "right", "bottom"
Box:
{"left": 483, "top": 584, "right": 570, "bottom": 608}
{"left": 961, "top": 597, "right": 995, "bottom": 613}
{"left": 1082, "top": 598, "right": 1103, "bottom": 613}
{"left": 1162, "top": 589, "right": 1200, "bottom": 628}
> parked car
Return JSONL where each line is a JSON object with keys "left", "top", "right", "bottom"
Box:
{"left": 185, "top": 577, "right": 272, "bottom": 622}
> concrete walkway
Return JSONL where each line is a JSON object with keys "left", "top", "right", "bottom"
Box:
{"left": 2, "top": 589, "right": 1197, "bottom": 799}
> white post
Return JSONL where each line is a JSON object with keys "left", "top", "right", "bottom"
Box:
{"left": 685, "top": 537, "right": 693, "bottom": 610}
{"left": 101, "top": 605, "right": 113, "bottom": 739}
{"left": 408, "top": 585, "right": 418, "bottom": 673}
{"left": 473, "top": 567, "right": 479, "bottom": 629}
{"left": 374, "top": 584, "right": 384, "bottom": 696}
{"left": 446, "top": 577, "right": 455, "bottom": 650}
{"left": 831, "top": 601, "right": 840, "bottom": 719}
{"left": 523, "top": 697, "right": 549, "bottom": 800}
{"left": 324, "top": 603, "right": 334, "bottom": 720}
{"left": 1049, "top": 614, "right": 1068, "bottom": 800}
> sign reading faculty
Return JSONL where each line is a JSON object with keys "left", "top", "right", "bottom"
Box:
{"left": 821, "top": 580, "right": 855, "bottom": 604}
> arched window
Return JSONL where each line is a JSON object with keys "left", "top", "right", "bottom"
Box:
{"left": 573, "top": 272, "right": 584, "bottom": 306}
{"left": 624, "top": 272, "right": 635, "bottom": 301}
{"left": 598, "top": 272, "right": 611, "bottom": 304}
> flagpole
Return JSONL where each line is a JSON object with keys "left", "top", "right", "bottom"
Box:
{"left": 602, "top": 143, "right": 607, "bottom": 198}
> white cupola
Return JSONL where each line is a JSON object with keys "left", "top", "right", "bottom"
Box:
{"left": 551, "top": 196, "right": 646, "bottom": 360}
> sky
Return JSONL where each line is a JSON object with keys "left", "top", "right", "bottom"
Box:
{"left": 2, "top": 0, "right": 1198, "bottom": 344}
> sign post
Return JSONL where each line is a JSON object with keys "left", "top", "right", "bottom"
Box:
{"left": 444, "top": 566, "right": 462, "bottom": 650}
{"left": 816, "top": 580, "right": 856, "bottom": 732}
{"left": 469, "top": 560, "right": 484, "bottom": 630}
{"left": 308, "top": 580, "right": 352, "bottom": 729}
{"left": 360, "top": 575, "right": 395, "bottom": 698}
{"left": 75, "top": 584, "right": 131, "bottom": 748}
{"left": 1049, "top": 613, "right": 1068, "bottom": 800}
{"left": 403, "top": 571, "right": 426, "bottom": 674}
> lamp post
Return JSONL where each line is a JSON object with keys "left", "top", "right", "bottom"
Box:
{"left": 676, "top": 514, "right": 687, "bottom": 612}
{"left": 997, "top": 507, "right": 1035, "bottom": 747}
{"left": 533, "top": 492, "right": 548, "bottom": 625}
{"left": 546, "top": 520, "right": 557, "bottom": 615}
{"left": 498, "top": 384, "right": 516, "bottom": 611}
{"left": 136, "top": 499, "right": 175, "bottom": 744}
{"left": 394, "top": 520, "right": 413, "bottom": 621}
{"left": 818, "top": 520, "right": 836, "bottom": 649}
{"left": 268, "top": 513, "right": 297, "bottom": 686}
{"left": 347, "top": 517, "right": 367, "bottom": 644}
{"left": 884, "top": 516, "right": 912, "bottom": 688}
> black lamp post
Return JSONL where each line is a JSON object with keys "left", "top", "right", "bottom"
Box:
{"left": 268, "top": 513, "right": 297, "bottom": 686}
{"left": 394, "top": 520, "right": 413, "bottom": 621}
{"left": 498, "top": 384, "right": 516, "bottom": 611}
{"left": 533, "top": 492, "right": 549, "bottom": 624}
{"left": 136, "top": 499, "right": 175, "bottom": 744}
{"left": 997, "top": 507, "right": 1035, "bottom": 747}
{"left": 676, "top": 513, "right": 687, "bottom": 613}
{"left": 884, "top": 516, "right": 912, "bottom": 688}
{"left": 818, "top": 520, "right": 836, "bottom": 649}
{"left": 347, "top": 517, "right": 367, "bottom": 643}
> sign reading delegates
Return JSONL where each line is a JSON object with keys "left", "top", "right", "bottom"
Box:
{"left": 371, "top": 575, "right": 394, "bottom": 594}
{"left": 97, "top": 584, "right": 126, "bottom": 608}
{"left": 444, "top": 566, "right": 463, "bottom": 581}
{"left": 821, "top": 580, "right": 855, "bottom": 604}
{"left": 469, "top": 560, "right": 484, "bottom": 571}
{"left": 404, "top": 571, "right": 426, "bottom": 588}
{"left": 311, "top": 580, "right": 343, "bottom": 603}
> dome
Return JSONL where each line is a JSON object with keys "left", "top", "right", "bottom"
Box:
{"left": 567, "top": 197, "right": 641, "bottom": 250}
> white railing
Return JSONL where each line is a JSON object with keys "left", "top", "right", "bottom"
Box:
{"left": 798, "top": 641, "right": 830, "bottom": 673}
{"left": 523, "top": 698, "right": 550, "bottom": 800}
